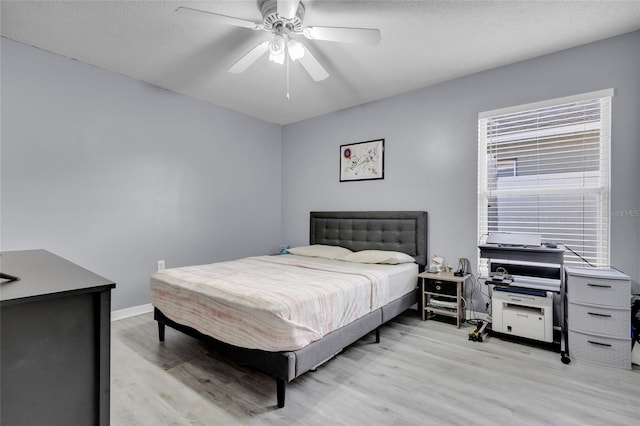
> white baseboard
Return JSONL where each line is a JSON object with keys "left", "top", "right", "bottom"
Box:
{"left": 111, "top": 303, "right": 153, "bottom": 322}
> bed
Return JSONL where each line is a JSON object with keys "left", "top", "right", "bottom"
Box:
{"left": 151, "top": 211, "right": 428, "bottom": 407}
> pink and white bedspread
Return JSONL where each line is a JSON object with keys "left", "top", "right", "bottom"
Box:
{"left": 150, "top": 255, "right": 398, "bottom": 351}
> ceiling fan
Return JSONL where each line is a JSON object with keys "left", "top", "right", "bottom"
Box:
{"left": 176, "top": 0, "right": 381, "bottom": 82}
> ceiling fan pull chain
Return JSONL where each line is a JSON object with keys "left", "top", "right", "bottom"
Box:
{"left": 286, "top": 42, "right": 291, "bottom": 99}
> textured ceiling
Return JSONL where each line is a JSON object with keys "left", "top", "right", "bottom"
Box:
{"left": 2, "top": 1, "right": 640, "bottom": 125}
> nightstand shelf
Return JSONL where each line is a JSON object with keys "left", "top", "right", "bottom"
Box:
{"left": 419, "top": 271, "right": 471, "bottom": 328}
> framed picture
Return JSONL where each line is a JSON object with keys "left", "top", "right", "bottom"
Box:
{"left": 339, "top": 139, "right": 385, "bottom": 182}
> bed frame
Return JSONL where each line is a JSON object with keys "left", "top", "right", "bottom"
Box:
{"left": 154, "top": 210, "right": 428, "bottom": 407}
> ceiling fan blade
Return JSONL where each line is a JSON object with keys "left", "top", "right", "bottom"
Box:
{"left": 228, "top": 41, "right": 270, "bottom": 74}
{"left": 175, "top": 6, "right": 263, "bottom": 30}
{"left": 277, "top": 0, "right": 301, "bottom": 20}
{"left": 298, "top": 46, "right": 329, "bottom": 82}
{"left": 303, "top": 26, "right": 381, "bottom": 45}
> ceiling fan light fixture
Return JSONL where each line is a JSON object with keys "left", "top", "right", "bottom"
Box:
{"left": 269, "top": 50, "right": 285, "bottom": 64}
{"left": 287, "top": 39, "right": 305, "bottom": 61}
{"left": 268, "top": 34, "right": 286, "bottom": 64}
{"left": 269, "top": 34, "right": 285, "bottom": 55}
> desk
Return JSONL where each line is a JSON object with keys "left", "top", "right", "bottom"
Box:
{"left": 419, "top": 271, "right": 471, "bottom": 328}
{"left": 0, "top": 249, "right": 115, "bottom": 426}
{"left": 479, "top": 243, "right": 568, "bottom": 363}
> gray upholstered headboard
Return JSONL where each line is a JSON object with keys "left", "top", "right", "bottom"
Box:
{"left": 309, "top": 211, "right": 428, "bottom": 267}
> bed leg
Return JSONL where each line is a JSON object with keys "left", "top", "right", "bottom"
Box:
{"left": 375, "top": 328, "right": 380, "bottom": 344}
{"left": 276, "top": 378, "right": 286, "bottom": 408}
{"left": 158, "top": 322, "right": 165, "bottom": 342}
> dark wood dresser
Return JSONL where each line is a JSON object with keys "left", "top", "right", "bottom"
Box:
{"left": 1, "top": 249, "right": 115, "bottom": 425}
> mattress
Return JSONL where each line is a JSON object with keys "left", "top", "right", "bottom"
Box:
{"left": 150, "top": 255, "right": 417, "bottom": 352}
{"left": 279, "top": 255, "right": 418, "bottom": 301}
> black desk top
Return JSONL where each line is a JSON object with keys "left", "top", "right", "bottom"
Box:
{"left": 478, "top": 243, "right": 565, "bottom": 254}
{"left": 0, "top": 249, "right": 115, "bottom": 305}
{"left": 478, "top": 244, "right": 565, "bottom": 265}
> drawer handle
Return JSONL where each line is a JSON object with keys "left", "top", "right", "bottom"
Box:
{"left": 587, "top": 283, "right": 612, "bottom": 288}
{"left": 588, "top": 340, "right": 612, "bottom": 347}
{"left": 587, "top": 312, "right": 612, "bottom": 318}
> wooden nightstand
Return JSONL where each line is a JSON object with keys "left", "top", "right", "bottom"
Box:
{"left": 419, "top": 271, "right": 471, "bottom": 328}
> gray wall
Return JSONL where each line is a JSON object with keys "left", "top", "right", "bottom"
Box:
{"left": 1, "top": 38, "right": 283, "bottom": 310}
{"left": 3, "top": 31, "right": 638, "bottom": 313}
{"left": 281, "top": 31, "right": 640, "bottom": 308}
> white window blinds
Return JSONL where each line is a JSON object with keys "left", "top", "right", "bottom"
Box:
{"left": 478, "top": 90, "right": 613, "bottom": 273}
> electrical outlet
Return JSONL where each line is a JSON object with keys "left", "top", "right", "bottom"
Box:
{"left": 157, "top": 260, "right": 165, "bottom": 271}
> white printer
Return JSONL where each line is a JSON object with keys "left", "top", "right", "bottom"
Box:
{"left": 492, "top": 288, "right": 554, "bottom": 343}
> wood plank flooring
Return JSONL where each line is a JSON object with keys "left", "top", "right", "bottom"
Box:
{"left": 111, "top": 311, "right": 639, "bottom": 425}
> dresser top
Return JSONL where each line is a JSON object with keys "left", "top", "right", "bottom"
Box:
{"left": 418, "top": 270, "right": 471, "bottom": 283}
{"left": 565, "top": 266, "right": 630, "bottom": 280}
{"left": 0, "top": 249, "right": 115, "bottom": 305}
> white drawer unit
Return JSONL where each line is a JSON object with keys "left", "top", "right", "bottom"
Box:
{"left": 565, "top": 267, "right": 631, "bottom": 369}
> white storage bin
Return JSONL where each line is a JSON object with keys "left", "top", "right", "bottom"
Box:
{"left": 568, "top": 330, "right": 631, "bottom": 370}
{"left": 565, "top": 267, "right": 631, "bottom": 369}
{"left": 568, "top": 302, "right": 630, "bottom": 339}
{"left": 566, "top": 274, "right": 630, "bottom": 306}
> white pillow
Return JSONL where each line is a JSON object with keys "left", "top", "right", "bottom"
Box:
{"left": 287, "top": 244, "right": 353, "bottom": 260}
{"left": 343, "top": 250, "right": 416, "bottom": 265}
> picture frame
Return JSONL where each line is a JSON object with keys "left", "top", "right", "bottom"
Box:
{"left": 339, "top": 139, "right": 385, "bottom": 182}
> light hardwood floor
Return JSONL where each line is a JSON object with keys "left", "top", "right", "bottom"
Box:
{"left": 111, "top": 311, "right": 639, "bottom": 425}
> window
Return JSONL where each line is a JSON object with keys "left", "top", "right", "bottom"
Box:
{"left": 496, "top": 158, "right": 517, "bottom": 178}
{"left": 477, "top": 89, "right": 613, "bottom": 274}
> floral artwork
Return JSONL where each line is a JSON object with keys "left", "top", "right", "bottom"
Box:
{"left": 339, "top": 139, "right": 384, "bottom": 182}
